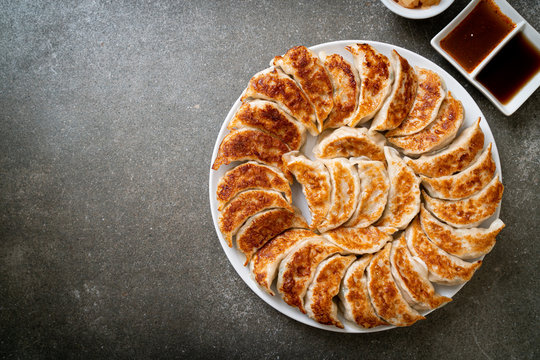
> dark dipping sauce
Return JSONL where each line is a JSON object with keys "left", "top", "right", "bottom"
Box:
{"left": 476, "top": 33, "right": 540, "bottom": 104}
{"left": 440, "top": 0, "right": 515, "bottom": 73}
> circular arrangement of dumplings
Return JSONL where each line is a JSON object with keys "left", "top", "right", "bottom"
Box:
{"left": 212, "top": 44, "right": 504, "bottom": 329}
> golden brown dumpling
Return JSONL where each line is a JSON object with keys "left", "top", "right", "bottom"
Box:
{"left": 216, "top": 161, "right": 292, "bottom": 211}
{"left": 387, "top": 93, "right": 464, "bottom": 156}
{"left": 250, "top": 229, "right": 317, "bottom": 295}
{"left": 305, "top": 254, "right": 356, "bottom": 328}
{"left": 423, "top": 175, "right": 504, "bottom": 228}
{"left": 212, "top": 128, "right": 291, "bottom": 181}
{"left": 272, "top": 46, "right": 333, "bottom": 129}
{"left": 319, "top": 52, "right": 360, "bottom": 129}
{"left": 405, "top": 118, "right": 484, "bottom": 177}
{"left": 366, "top": 243, "right": 425, "bottom": 326}
{"left": 277, "top": 237, "right": 344, "bottom": 313}
{"left": 242, "top": 68, "right": 318, "bottom": 135}
{"left": 405, "top": 217, "right": 482, "bottom": 285}
{"left": 421, "top": 144, "right": 496, "bottom": 200}
{"left": 346, "top": 44, "right": 394, "bottom": 126}
{"left": 387, "top": 67, "right": 446, "bottom": 137}
{"left": 420, "top": 205, "right": 505, "bottom": 260}
{"left": 228, "top": 100, "right": 306, "bottom": 151}
{"left": 371, "top": 50, "right": 418, "bottom": 131}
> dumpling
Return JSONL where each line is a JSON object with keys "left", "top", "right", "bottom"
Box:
{"left": 250, "top": 229, "right": 317, "bottom": 295}
{"left": 345, "top": 44, "right": 394, "bottom": 126}
{"left": 323, "top": 226, "right": 392, "bottom": 254}
{"left": 366, "top": 243, "right": 425, "bottom": 326}
{"left": 406, "top": 118, "right": 484, "bottom": 177}
{"left": 228, "top": 100, "right": 307, "bottom": 151}
{"left": 318, "top": 158, "right": 361, "bottom": 232}
{"left": 387, "top": 67, "right": 447, "bottom": 137}
{"left": 371, "top": 50, "right": 418, "bottom": 131}
{"left": 319, "top": 52, "right": 360, "bottom": 129}
{"left": 212, "top": 128, "right": 291, "bottom": 181}
{"left": 338, "top": 255, "right": 388, "bottom": 328}
{"left": 420, "top": 205, "right": 505, "bottom": 260}
{"left": 346, "top": 158, "right": 389, "bottom": 228}
{"left": 272, "top": 46, "right": 334, "bottom": 128}
{"left": 376, "top": 147, "right": 421, "bottom": 230}
{"left": 421, "top": 144, "right": 496, "bottom": 200}
{"left": 218, "top": 189, "right": 293, "bottom": 247}
{"left": 423, "top": 175, "right": 504, "bottom": 228}
{"left": 387, "top": 93, "right": 464, "bottom": 156}
{"left": 241, "top": 68, "right": 318, "bottom": 135}
{"left": 305, "top": 254, "right": 356, "bottom": 328}
{"left": 236, "top": 208, "right": 308, "bottom": 265}
{"left": 282, "top": 152, "right": 332, "bottom": 229}
{"left": 390, "top": 234, "right": 452, "bottom": 311}
{"left": 277, "top": 236, "right": 344, "bottom": 313}
{"left": 216, "top": 161, "right": 292, "bottom": 211}
{"left": 405, "top": 217, "right": 482, "bottom": 285}
{"left": 313, "top": 126, "right": 385, "bottom": 162}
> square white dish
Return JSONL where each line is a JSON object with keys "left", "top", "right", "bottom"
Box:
{"left": 431, "top": 0, "right": 540, "bottom": 116}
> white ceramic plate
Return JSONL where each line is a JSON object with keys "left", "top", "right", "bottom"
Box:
{"left": 431, "top": 0, "right": 540, "bottom": 116}
{"left": 209, "top": 40, "right": 502, "bottom": 333}
{"left": 380, "top": 0, "right": 454, "bottom": 19}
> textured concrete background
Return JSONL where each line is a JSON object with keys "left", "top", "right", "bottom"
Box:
{"left": 1, "top": 0, "right": 539, "bottom": 358}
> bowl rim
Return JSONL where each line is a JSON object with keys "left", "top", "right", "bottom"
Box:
{"left": 379, "top": 0, "right": 455, "bottom": 19}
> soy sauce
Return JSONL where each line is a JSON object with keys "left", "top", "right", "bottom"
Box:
{"left": 440, "top": 0, "right": 515, "bottom": 73}
{"left": 476, "top": 33, "right": 540, "bottom": 105}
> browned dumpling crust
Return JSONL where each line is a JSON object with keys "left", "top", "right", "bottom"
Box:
{"left": 272, "top": 46, "right": 334, "bottom": 129}
{"left": 323, "top": 226, "right": 392, "bottom": 254}
{"left": 277, "top": 237, "right": 344, "bottom": 313}
{"left": 319, "top": 53, "right": 360, "bottom": 129}
{"left": 420, "top": 205, "right": 505, "bottom": 259}
{"left": 387, "top": 67, "right": 446, "bottom": 137}
{"left": 390, "top": 234, "right": 452, "bottom": 310}
{"left": 242, "top": 68, "right": 318, "bottom": 135}
{"left": 346, "top": 44, "right": 394, "bottom": 126}
{"left": 406, "top": 217, "right": 482, "bottom": 285}
{"left": 371, "top": 50, "right": 418, "bottom": 131}
{"left": 313, "top": 126, "right": 386, "bottom": 162}
{"left": 218, "top": 189, "right": 293, "bottom": 247}
{"left": 305, "top": 254, "right": 356, "bottom": 328}
{"left": 318, "top": 158, "right": 361, "bottom": 233}
{"left": 212, "top": 128, "right": 291, "bottom": 181}
{"left": 376, "top": 147, "right": 421, "bottom": 230}
{"left": 346, "top": 159, "right": 389, "bottom": 228}
{"left": 339, "top": 255, "right": 388, "bottom": 328}
{"left": 228, "top": 100, "right": 306, "bottom": 151}
{"left": 421, "top": 144, "right": 496, "bottom": 200}
{"left": 216, "top": 161, "right": 292, "bottom": 211}
{"left": 250, "top": 229, "right": 317, "bottom": 295}
{"left": 283, "top": 152, "right": 332, "bottom": 230}
{"left": 423, "top": 175, "right": 504, "bottom": 228}
{"left": 236, "top": 208, "right": 308, "bottom": 265}
{"left": 366, "top": 243, "right": 425, "bottom": 326}
{"left": 388, "top": 93, "right": 464, "bottom": 156}
{"left": 406, "top": 118, "right": 484, "bottom": 178}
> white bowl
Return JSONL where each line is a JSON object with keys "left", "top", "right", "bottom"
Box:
{"left": 380, "top": 0, "right": 454, "bottom": 19}
{"left": 431, "top": 0, "right": 540, "bottom": 116}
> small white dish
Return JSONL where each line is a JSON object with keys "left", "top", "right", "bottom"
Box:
{"left": 380, "top": 0, "right": 454, "bottom": 19}
{"left": 431, "top": 0, "right": 540, "bottom": 116}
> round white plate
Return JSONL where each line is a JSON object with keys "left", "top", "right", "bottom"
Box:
{"left": 209, "top": 40, "right": 502, "bottom": 333}
{"left": 380, "top": 0, "right": 455, "bottom": 19}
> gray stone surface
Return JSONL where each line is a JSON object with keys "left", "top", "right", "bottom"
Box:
{"left": 1, "top": 0, "right": 538, "bottom": 358}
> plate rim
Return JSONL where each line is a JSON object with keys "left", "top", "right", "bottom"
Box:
{"left": 208, "top": 39, "right": 502, "bottom": 333}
